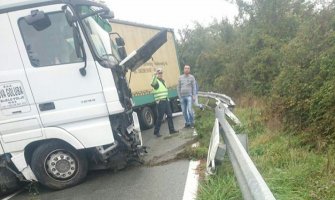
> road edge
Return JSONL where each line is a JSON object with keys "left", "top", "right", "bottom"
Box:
{"left": 182, "top": 160, "right": 200, "bottom": 200}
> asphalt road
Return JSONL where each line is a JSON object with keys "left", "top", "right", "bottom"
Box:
{"left": 10, "top": 116, "right": 197, "bottom": 200}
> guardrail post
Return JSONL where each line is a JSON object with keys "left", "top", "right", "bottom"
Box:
{"left": 236, "top": 134, "right": 248, "bottom": 152}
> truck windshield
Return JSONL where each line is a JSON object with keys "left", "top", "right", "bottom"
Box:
{"left": 81, "top": 12, "right": 120, "bottom": 64}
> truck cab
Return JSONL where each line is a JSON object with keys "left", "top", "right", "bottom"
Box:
{"left": 0, "top": 0, "right": 165, "bottom": 192}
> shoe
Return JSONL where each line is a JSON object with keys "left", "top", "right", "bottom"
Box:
{"left": 191, "top": 124, "right": 195, "bottom": 129}
{"left": 170, "top": 130, "right": 179, "bottom": 134}
{"left": 184, "top": 124, "right": 190, "bottom": 128}
{"left": 155, "top": 134, "right": 162, "bottom": 137}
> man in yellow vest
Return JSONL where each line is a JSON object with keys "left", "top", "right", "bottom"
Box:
{"left": 151, "top": 68, "right": 179, "bottom": 137}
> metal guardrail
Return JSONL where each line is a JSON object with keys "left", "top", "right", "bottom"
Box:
{"left": 198, "top": 92, "right": 276, "bottom": 200}
{"left": 198, "top": 91, "right": 236, "bottom": 108}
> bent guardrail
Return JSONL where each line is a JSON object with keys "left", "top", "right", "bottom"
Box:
{"left": 198, "top": 91, "right": 236, "bottom": 108}
{"left": 199, "top": 92, "right": 276, "bottom": 200}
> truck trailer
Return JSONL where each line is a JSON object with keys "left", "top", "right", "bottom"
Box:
{"left": 0, "top": 0, "right": 167, "bottom": 194}
{"left": 110, "top": 20, "right": 181, "bottom": 130}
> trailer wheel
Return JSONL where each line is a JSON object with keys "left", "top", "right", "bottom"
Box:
{"left": 139, "top": 106, "right": 155, "bottom": 130}
{"left": 31, "top": 141, "right": 88, "bottom": 190}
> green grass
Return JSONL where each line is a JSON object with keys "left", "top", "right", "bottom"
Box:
{"left": 196, "top": 104, "right": 335, "bottom": 200}
{"left": 194, "top": 107, "right": 215, "bottom": 147}
{"left": 176, "top": 108, "right": 215, "bottom": 160}
{"left": 198, "top": 165, "right": 241, "bottom": 200}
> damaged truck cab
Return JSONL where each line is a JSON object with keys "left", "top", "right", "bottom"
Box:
{"left": 0, "top": 0, "right": 166, "bottom": 193}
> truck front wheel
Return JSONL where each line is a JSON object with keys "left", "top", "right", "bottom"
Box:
{"left": 31, "top": 141, "right": 88, "bottom": 190}
{"left": 139, "top": 106, "right": 155, "bottom": 130}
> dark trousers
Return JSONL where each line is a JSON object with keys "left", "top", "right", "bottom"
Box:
{"left": 154, "top": 100, "right": 175, "bottom": 135}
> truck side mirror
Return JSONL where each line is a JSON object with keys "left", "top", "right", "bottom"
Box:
{"left": 115, "top": 37, "right": 126, "bottom": 59}
{"left": 115, "top": 37, "right": 125, "bottom": 46}
{"left": 24, "top": 10, "right": 51, "bottom": 31}
{"left": 118, "top": 47, "right": 127, "bottom": 60}
{"left": 110, "top": 33, "right": 127, "bottom": 59}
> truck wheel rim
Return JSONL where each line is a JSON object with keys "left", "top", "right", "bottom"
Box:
{"left": 145, "top": 111, "right": 153, "bottom": 125}
{"left": 45, "top": 150, "right": 77, "bottom": 181}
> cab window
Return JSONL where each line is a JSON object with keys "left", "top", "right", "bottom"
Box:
{"left": 19, "top": 12, "right": 83, "bottom": 67}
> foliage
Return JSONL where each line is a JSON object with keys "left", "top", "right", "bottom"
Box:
{"left": 271, "top": 6, "right": 335, "bottom": 148}
{"left": 177, "top": 0, "right": 335, "bottom": 147}
{"left": 194, "top": 108, "right": 215, "bottom": 147}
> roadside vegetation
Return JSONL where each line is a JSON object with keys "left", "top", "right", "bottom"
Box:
{"left": 177, "top": 0, "right": 335, "bottom": 149}
{"left": 195, "top": 97, "right": 335, "bottom": 200}
{"left": 176, "top": 1, "right": 335, "bottom": 198}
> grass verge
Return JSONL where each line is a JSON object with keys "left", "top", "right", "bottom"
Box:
{"left": 195, "top": 100, "right": 335, "bottom": 200}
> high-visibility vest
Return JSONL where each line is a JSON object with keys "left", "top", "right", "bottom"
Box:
{"left": 152, "top": 78, "right": 168, "bottom": 101}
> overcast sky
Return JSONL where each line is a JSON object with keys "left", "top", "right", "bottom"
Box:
{"left": 106, "top": 0, "right": 238, "bottom": 31}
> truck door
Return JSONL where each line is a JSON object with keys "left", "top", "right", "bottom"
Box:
{"left": 8, "top": 5, "right": 109, "bottom": 127}
{"left": 0, "top": 13, "right": 43, "bottom": 153}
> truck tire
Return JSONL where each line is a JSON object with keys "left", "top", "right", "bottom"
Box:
{"left": 0, "top": 167, "right": 20, "bottom": 197}
{"left": 139, "top": 106, "right": 155, "bottom": 130}
{"left": 31, "top": 141, "right": 88, "bottom": 190}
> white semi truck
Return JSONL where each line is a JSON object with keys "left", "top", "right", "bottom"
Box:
{"left": 0, "top": 0, "right": 168, "bottom": 194}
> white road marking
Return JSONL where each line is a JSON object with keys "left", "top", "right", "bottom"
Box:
{"left": 182, "top": 160, "right": 200, "bottom": 200}
{"left": 1, "top": 189, "right": 24, "bottom": 200}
